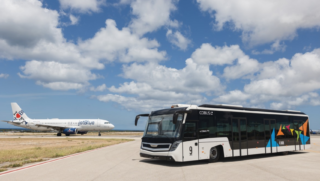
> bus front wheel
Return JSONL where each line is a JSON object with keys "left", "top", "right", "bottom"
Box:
{"left": 208, "top": 147, "right": 220, "bottom": 163}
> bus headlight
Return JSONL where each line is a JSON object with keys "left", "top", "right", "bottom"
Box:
{"left": 169, "top": 141, "right": 182, "bottom": 151}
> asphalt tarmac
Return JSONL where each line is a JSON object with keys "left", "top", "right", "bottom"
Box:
{"left": 1, "top": 135, "right": 320, "bottom": 181}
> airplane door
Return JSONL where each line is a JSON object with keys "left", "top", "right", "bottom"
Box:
{"left": 182, "top": 121, "right": 198, "bottom": 162}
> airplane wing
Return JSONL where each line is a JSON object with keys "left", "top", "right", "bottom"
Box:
{"left": 0, "top": 120, "right": 21, "bottom": 125}
{"left": 34, "top": 123, "right": 69, "bottom": 131}
{"left": 1, "top": 120, "right": 10, "bottom": 123}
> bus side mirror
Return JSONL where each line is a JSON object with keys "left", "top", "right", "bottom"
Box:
{"left": 173, "top": 110, "right": 191, "bottom": 124}
{"left": 135, "top": 114, "right": 149, "bottom": 126}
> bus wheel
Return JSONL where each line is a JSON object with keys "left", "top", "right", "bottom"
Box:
{"left": 282, "top": 151, "right": 288, "bottom": 155}
{"left": 208, "top": 147, "right": 220, "bottom": 163}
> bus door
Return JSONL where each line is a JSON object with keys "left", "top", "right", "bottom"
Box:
{"left": 293, "top": 120, "right": 303, "bottom": 150}
{"left": 264, "top": 119, "right": 276, "bottom": 154}
{"left": 182, "top": 121, "right": 199, "bottom": 161}
{"left": 232, "top": 118, "right": 247, "bottom": 157}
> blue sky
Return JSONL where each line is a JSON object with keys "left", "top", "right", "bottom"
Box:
{"left": 1, "top": 0, "right": 320, "bottom": 130}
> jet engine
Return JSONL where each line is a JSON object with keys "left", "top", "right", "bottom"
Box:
{"left": 62, "top": 128, "right": 77, "bottom": 134}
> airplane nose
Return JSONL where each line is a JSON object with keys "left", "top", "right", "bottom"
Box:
{"left": 111, "top": 124, "right": 115, "bottom": 129}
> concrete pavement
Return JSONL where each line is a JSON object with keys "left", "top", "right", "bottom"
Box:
{"left": 1, "top": 135, "right": 320, "bottom": 181}
{"left": 0, "top": 135, "right": 141, "bottom": 140}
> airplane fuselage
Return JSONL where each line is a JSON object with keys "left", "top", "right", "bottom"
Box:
{"left": 10, "top": 119, "right": 114, "bottom": 132}
{"left": 3, "top": 102, "right": 115, "bottom": 136}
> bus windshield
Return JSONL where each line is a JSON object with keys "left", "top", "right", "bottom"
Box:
{"left": 144, "top": 114, "right": 183, "bottom": 138}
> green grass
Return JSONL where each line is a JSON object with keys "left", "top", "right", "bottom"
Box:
{"left": 0, "top": 138, "right": 133, "bottom": 170}
{"left": 0, "top": 168, "right": 7, "bottom": 172}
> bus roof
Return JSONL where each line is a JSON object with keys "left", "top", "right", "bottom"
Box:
{"left": 170, "top": 104, "right": 306, "bottom": 115}
{"left": 197, "top": 104, "right": 306, "bottom": 115}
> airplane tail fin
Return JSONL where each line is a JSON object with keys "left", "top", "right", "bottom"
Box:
{"left": 11, "top": 102, "right": 30, "bottom": 121}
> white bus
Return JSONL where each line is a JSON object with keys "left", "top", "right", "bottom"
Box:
{"left": 135, "top": 104, "right": 310, "bottom": 162}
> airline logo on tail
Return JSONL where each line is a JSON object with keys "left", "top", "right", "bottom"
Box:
{"left": 11, "top": 103, "right": 30, "bottom": 123}
{"left": 13, "top": 110, "right": 25, "bottom": 121}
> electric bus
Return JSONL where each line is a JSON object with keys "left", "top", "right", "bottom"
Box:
{"left": 135, "top": 104, "right": 310, "bottom": 162}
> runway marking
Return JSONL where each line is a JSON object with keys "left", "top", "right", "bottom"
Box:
{"left": 0, "top": 145, "right": 110, "bottom": 177}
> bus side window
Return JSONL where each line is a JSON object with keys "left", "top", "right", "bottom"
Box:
{"left": 275, "top": 116, "right": 293, "bottom": 145}
{"left": 216, "top": 120, "right": 231, "bottom": 140}
{"left": 291, "top": 116, "right": 309, "bottom": 143}
{"left": 247, "top": 114, "right": 264, "bottom": 148}
{"left": 183, "top": 122, "right": 197, "bottom": 138}
{"left": 199, "top": 115, "right": 216, "bottom": 138}
{"left": 216, "top": 112, "right": 232, "bottom": 141}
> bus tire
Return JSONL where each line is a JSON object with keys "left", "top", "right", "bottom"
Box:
{"left": 282, "top": 151, "right": 288, "bottom": 155}
{"left": 208, "top": 147, "right": 220, "bottom": 163}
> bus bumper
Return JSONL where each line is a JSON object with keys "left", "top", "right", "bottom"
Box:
{"left": 140, "top": 153, "right": 175, "bottom": 161}
{"left": 139, "top": 147, "right": 183, "bottom": 162}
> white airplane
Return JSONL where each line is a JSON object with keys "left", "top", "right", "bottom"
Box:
{"left": 310, "top": 129, "right": 320, "bottom": 134}
{"left": 1, "top": 103, "right": 114, "bottom": 136}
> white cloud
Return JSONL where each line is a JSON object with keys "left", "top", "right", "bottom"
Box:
{"left": 69, "top": 14, "right": 79, "bottom": 25}
{"left": 90, "top": 84, "right": 107, "bottom": 92}
{"left": 0, "top": 39, "right": 103, "bottom": 69}
{"left": 59, "top": 0, "right": 105, "bottom": 13}
{"left": 270, "top": 93, "right": 320, "bottom": 110}
{"left": 126, "top": 0, "right": 179, "bottom": 36}
{"left": 215, "top": 48, "right": 320, "bottom": 109}
{"left": 191, "top": 43, "right": 260, "bottom": 79}
{"left": 0, "top": 0, "right": 62, "bottom": 48}
{"left": 92, "top": 43, "right": 320, "bottom": 111}
{"left": 0, "top": 0, "right": 170, "bottom": 91}
{"left": 252, "top": 41, "right": 287, "bottom": 55}
{"left": 19, "top": 60, "right": 97, "bottom": 90}
{"left": 246, "top": 49, "right": 320, "bottom": 96}
{"left": 121, "top": 59, "right": 223, "bottom": 94}
{"left": 191, "top": 44, "right": 244, "bottom": 65}
{"left": 38, "top": 82, "right": 86, "bottom": 91}
{"left": 0, "top": 0, "right": 103, "bottom": 69}
{"left": 0, "top": 73, "right": 9, "bottom": 79}
{"left": 96, "top": 57, "right": 223, "bottom": 111}
{"left": 96, "top": 93, "right": 206, "bottom": 112}
{"left": 96, "top": 94, "right": 166, "bottom": 112}
{"left": 214, "top": 90, "right": 250, "bottom": 105}
{"left": 166, "top": 29, "right": 191, "bottom": 50}
{"left": 79, "top": 19, "right": 166, "bottom": 63}
{"left": 271, "top": 41, "right": 286, "bottom": 52}
{"left": 197, "top": 0, "right": 320, "bottom": 46}
{"left": 109, "top": 81, "right": 204, "bottom": 101}
{"left": 223, "top": 55, "right": 260, "bottom": 80}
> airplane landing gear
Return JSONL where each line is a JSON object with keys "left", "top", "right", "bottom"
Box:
{"left": 66, "top": 134, "right": 70, "bottom": 136}
{"left": 57, "top": 133, "right": 61, "bottom": 136}
{"left": 98, "top": 131, "right": 101, "bottom": 136}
